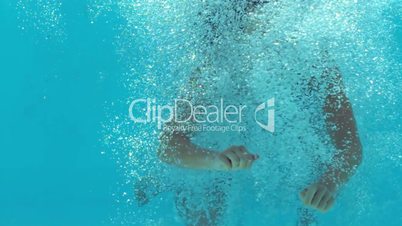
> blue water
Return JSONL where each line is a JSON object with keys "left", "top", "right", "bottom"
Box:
{"left": 0, "top": 1, "right": 401, "bottom": 226}
{"left": 0, "top": 1, "right": 122, "bottom": 225}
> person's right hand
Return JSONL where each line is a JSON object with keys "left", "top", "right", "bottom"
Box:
{"left": 216, "top": 145, "right": 259, "bottom": 170}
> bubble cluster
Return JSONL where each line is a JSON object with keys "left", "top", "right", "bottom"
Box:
{"left": 95, "top": 0, "right": 402, "bottom": 225}
{"left": 16, "top": 0, "right": 65, "bottom": 40}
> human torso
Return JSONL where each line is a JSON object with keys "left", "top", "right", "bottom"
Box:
{"left": 182, "top": 1, "right": 336, "bottom": 201}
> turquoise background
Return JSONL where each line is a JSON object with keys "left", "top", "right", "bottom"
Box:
{"left": 0, "top": 1, "right": 124, "bottom": 225}
{"left": 0, "top": 0, "right": 401, "bottom": 226}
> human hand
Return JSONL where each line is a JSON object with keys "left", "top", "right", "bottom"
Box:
{"left": 299, "top": 182, "right": 336, "bottom": 212}
{"left": 215, "top": 145, "right": 259, "bottom": 171}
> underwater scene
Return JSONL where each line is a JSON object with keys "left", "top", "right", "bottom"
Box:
{"left": 0, "top": 0, "right": 401, "bottom": 225}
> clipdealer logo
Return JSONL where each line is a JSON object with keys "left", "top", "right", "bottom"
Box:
{"left": 128, "top": 98, "right": 275, "bottom": 132}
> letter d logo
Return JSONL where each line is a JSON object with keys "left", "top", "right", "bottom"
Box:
{"left": 254, "top": 98, "right": 275, "bottom": 133}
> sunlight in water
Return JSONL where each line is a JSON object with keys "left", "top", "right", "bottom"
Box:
{"left": 69, "top": 0, "right": 402, "bottom": 225}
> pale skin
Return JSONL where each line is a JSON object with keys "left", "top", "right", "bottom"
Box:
{"left": 299, "top": 69, "right": 363, "bottom": 212}
{"left": 157, "top": 1, "right": 363, "bottom": 217}
{"left": 158, "top": 68, "right": 362, "bottom": 213}
{"left": 158, "top": 131, "right": 259, "bottom": 171}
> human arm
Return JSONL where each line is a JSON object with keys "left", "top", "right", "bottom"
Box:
{"left": 157, "top": 67, "right": 258, "bottom": 170}
{"left": 300, "top": 68, "right": 363, "bottom": 212}
{"left": 158, "top": 129, "right": 258, "bottom": 170}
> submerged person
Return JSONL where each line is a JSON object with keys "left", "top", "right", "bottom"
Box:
{"left": 152, "top": 0, "right": 362, "bottom": 225}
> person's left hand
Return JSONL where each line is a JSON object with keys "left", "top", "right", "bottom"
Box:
{"left": 299, "top": 183, "right": 336, "bottom": 212}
